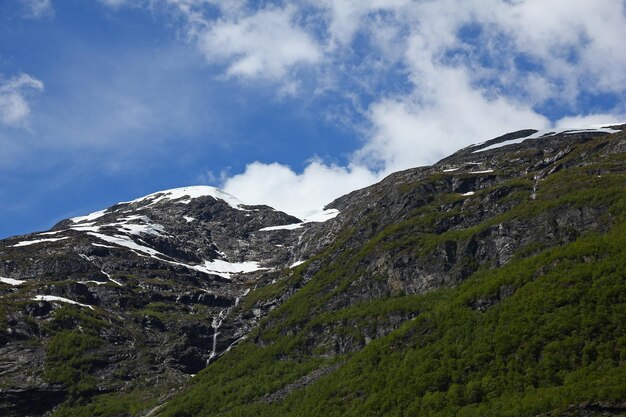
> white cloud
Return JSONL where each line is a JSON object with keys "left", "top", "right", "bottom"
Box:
{"left": 555, "top": 114, "right": 626, "bottom": 129}
{"left": 0, "top": 74, "right": 44, "bottom": 126}
{"left": 316, "top": 0, "right": 412, "bottom": 48}
{"left": 351, "top": 27, "right": 552, "bottom": 174}
{"left": 502, "top": 0, "right": 626, "bottom": 91}
{"left": 360, "top": 94, "right": 547, "bottom": 175}
{"left": 20, "top": 0, "right": 53, "bottom": 18}
{"left": 223, "top": 160, "right": 378, "bottom": 215}
{"left": 99, "top": 0, "right": 128, "bottom": 8}
{"left": 197, "top": 5, "right": 322, "bottom": 79}
{"left": 221, "top": 64, "right": 550, "bottom": 212}
{"left": 11, "top": 0, "right": 626, "bottom": 214}
{"left": 204, "top": 0, "right": 624, "bottom": 211}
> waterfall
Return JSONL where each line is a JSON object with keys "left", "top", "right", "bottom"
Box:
{"left": 207, "top": 309, "right": 227, "bottom": 365}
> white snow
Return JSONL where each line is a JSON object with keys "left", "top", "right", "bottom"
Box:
{"left": 74, "top": 215, "right": 166, "bottom": 237}
{"left": 183, "top": 216, "right": 196, "bottom": 223}
{"left": 258, "top": 208, "right": 340, "bottom": 232}
{"left": 70, "top": 224, "right": 100, "bottom": 232}
{"left": 68, "top": 186, "right": 246, "bottom": 227}
{"left": 92, "top": 243, "right": 117, "bottom": 249}
{"left": 78, "top": 253, "right": 124, "bottom": 286}
{"left": 71, "top": 209, "right": 108, "bottom": 224}
{"left": 0, "top": 277, "right": 26, "bottom": 286}
{"left": 259, "top": 223, "right": 304, "bottom": 231}
{"left": 461, "top": 191, "right": 475, "bottom": 196}
{"left": 123, "top": 186, "right": 246, "bottom": 210}
{"left": 33, "top": 295, "right": 95, "bottom": 310}
{"left": 100, "top": 270, "right": 123, "bottom": 286}
{"left": 443, "top": 167, "right": 460, "bottom": 172}
{"left": 79, "top": 274, "right": 122, "bottom": 287}
{"left": 86, "top": 232, "right": 164, "bottom": 257}
{"left": 197, "top": 259, "right": 266, "bottom": 279}
{"left": 109, "top": 277, "right": 124, "bottom": 286}
{"left": 114, "top": 221, "right": 165, "bottom": 237}
{"left": 38, "top": 231, "right": 62, "bottom": 236}
{"left": 470, "top": 169, "right": 494, "bottom": 174}
{"left": 10, "top": 237, "right": 69, "bottom": 247}
{"left": 299, "top": 208, "right": 340, "bottom": 223}
{"left": 88, "top": 232, "right": 263, "bottom": 279}
{"left": 290, "top": 260, "right": 305, "bottom": 268}
{"left": 473, "top": 125, "right": 621, "bottom": 153}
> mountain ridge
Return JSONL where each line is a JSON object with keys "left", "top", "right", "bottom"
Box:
{"left": 1, "top": 123, "right": 625, "bottom": 416}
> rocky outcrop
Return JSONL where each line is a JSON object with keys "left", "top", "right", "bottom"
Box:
{"left": 0, "top": 125, "right": 624, "bottom": 416}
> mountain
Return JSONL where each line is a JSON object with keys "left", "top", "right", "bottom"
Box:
{"left": 1, "top": 125, "right": 625, "bottom": 417}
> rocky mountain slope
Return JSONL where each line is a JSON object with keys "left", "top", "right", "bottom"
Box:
{"left": 1, "top": 124, "right": 625, "bottom": 416}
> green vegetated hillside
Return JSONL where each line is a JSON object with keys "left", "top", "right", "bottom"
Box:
{"left": 157, "top": 135, "right": 626, "bottom": 417}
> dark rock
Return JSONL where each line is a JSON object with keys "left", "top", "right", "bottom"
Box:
{"left": 0, "top": 127, "right": 623, "bottom": 416}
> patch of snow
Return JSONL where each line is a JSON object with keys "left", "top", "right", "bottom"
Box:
{"left": 470, "top": 169, "right": 494, "bottom": 174}
{"left": 92, "top": 215, "right": 166, "bottom": 237}
{"left": 110, "top": 277, "right": 124, "bottom": 287}
{"left": 443, "top": 167, "right": 459, "bottom": 172}
{"left": 100, "top": 270, "right": 123, "bottom": 286}
{"left": 88, "top": 232, "right": 263, "bottom": 280}
{"left": 115, "top": 222, "right": 165, "bottom": 237}
{"left": 197, "top": 259, "right": 266, "bottom": 279}
{"left": 120, "top": 214, "right": 145, "bottom": 221}
{"left": 259, "top": 223, "right": 304, "bottom": 231}
{"left": 71, "top": 209, "right": 108, "bottom": 224}
{"left": 183, "top": 216, "right": 196, "bottom": 223}
{"left": 290, "top": 260, "right": 305, "bottom": 268}
{"left": 92, "top": 243, "right": 117, "bottom": 249}
{"left": 259, "top": 208, "right": 340, "bottom": 232}
{"left": 68, "top": 186, "right": 247, "bottom": 227}
{"left": 71, "top": 215, "right": 165, "bottom": 238}
{"left": 300, "top": 208, "right": 340, "bottom": 223}
{"left": 0, "top": 277, "right": 26, "bottom": 286}
{"left": 473, "top": 125, "right": 621, "bottom": 154}
{"left": 71, "top": 225, "right": 100, "bottom": 232}
{"left": 38, "top": 231, "right": 62, "bottom": 236}
{"left": 86, "top": 232, "right": 164, "bottom": 257}
{"left": 9, "top": 237, "right": 69, "bottom": 247}
{"left": 123, "top": 186, "right": 246, "bottom": 210}
{"left": 461, "top": 191, "right": 475, "bottom": 196}
{"left": 33, "top": 295, "right": 95, "bottom": 311}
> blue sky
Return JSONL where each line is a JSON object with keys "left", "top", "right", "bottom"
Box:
{"left": 1, "top": 0, "right": 625, "bottom": 238}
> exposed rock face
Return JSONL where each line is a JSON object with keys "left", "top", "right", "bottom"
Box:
{"left": 0, "top": 186, "right": 331, "bottom": 416}
{"left": 0, "top": 125, "right": 624, "bottom": 416}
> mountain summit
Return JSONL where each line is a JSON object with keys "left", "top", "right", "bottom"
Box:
{"left": 1, "top": 124, "right": 625, "bottom": 417}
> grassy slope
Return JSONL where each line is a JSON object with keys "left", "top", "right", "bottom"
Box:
{"left": 159, "top": 223, "right": 625, "bottom": 417}
{"left": 158, "top": 140, "right": 626, "bottom": 417}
